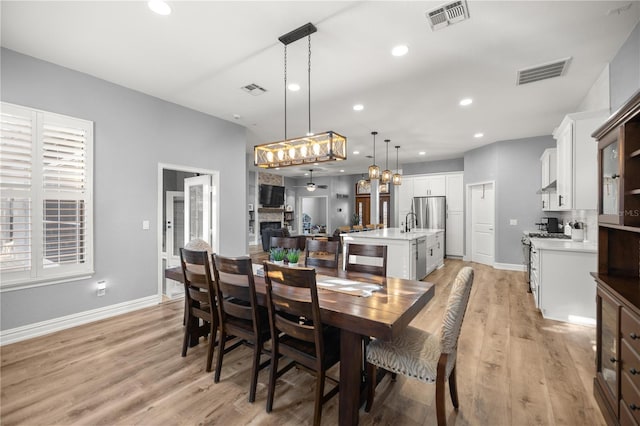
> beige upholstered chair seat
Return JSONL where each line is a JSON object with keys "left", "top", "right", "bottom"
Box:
{"left": 367, "top": 326, "right": 456, "bottom": 383}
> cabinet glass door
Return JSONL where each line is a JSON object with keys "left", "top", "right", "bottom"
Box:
{"left": 602, "top": 140, "right": 620, "bottom": 216}
{"left": 598, "top": 291, "right": 619, "bottom": 406}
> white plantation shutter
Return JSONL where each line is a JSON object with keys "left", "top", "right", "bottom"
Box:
{"left": 0, "top": 102, "right": 93, "bottom": 287}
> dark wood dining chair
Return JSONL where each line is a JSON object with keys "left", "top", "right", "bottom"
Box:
{"left": 270, "top": 236, "right": 300, "bottom": 252}
{"left": 365, "top": 266, "right": 475, "bottom": 426}
{"left": 262, "top": 262, "right": 340, "bottom": 426}
{"left": 210, "top": 254, "right": 271, "bottom": 402}
{"left": 179, "top": 248, "right": 218, "bottom": 372}
{"left": 304, "top": 239, "right": 340, "bottom": 270}
{"left": 345, "top": 243, "right": 388, "bottom": 277}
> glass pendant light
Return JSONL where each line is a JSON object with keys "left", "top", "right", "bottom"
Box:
{"left": 381, "top": 139, "right": 392, "bottom": 184}
{"left": 392, "top": 145, "right": 402, "bottom": 185}
{"left": 368, "top": 131, "right": 380, "bottom": 180}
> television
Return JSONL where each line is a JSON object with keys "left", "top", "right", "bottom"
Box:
{"left": 259, "top": 184, "right": 285, "bottom": 207}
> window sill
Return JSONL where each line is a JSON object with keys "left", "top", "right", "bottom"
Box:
{"left": 0, "top": 272, "right": 95, "bottom": 293}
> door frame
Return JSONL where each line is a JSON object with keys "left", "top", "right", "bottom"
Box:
{"left": 464, "top": 180, "right": 496, "bottom": 265}
{"left": 298, "top": 195, "right": 330, "bottom": 235}
{"left": 165, "top": 190, "right": 184, "bottom": 268}
{"left": 157, "top": 163, "right": 219, "bottom": 298}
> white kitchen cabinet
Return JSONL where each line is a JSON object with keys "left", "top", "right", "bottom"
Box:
{"left": 445, "top": 173, "right": 464, "bottom": 211}
{"left": 540, "top": 148, "right": 559, "bottom": 211}
{"left": 426, "top": 230, "right": 445, "bottom": 276}
{"left": 553, "top": 109, "right": 609, "bottom": 210}
{"left": 397, "top": 176, "right": 414, "bottom": 226}
{"left": 446, "top": 210, "right": 464, "bottom": 256}
{"left": 530, "top": 240, "right": 597, "bottom": 323}
{"left": 414, "top": 175, "right": 446, "bottom": 197}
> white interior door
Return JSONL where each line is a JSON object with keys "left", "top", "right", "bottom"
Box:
{"left": 165, "top": 191, "right": 184, "bottom": 267}
{"left": 184, "top": 175, "right": 212, "bottom": 247}
{"left": 471, "top": 183, "right": 494, "bottom": 266}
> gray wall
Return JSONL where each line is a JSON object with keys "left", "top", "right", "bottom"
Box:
{"left": 402, "top": 158, "right": 464, "bottom": 176}
{"left": 464, "top": 135, "right": 556, "bottom": 264}
{"left": 1, "top": 48, "right": 247, "bottom": 330}
{"left": 610, "top": 21, "right": 640, "bottom": 111}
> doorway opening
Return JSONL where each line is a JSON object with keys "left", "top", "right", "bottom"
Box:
{"left": 158, "top": 163, "right": 219, "bottom": 299}
{"left": 300, "top": 195, "right": 329, "bottom": 235}
{"left": 465, "top": 181, "right": 495, "bottom": 266}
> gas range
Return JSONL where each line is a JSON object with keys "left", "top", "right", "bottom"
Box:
{"left": 527, "top": 232, "right": 571, "bottom": 239}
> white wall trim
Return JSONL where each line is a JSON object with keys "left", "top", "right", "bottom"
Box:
{"left": 494, "top": 262, "right": 526, "bottom": 272}
{"left": 0, "top": 295, "right": 161, "bottom": 346}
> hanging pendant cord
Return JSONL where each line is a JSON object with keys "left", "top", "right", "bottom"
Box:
{"left": 373, "top": 132, "right": 376, "bottom": 164}
{"left": 385, "top": 140, "right": 389, "bottom": 169}
{"left": 307, "top": 34, "right": 312, "bottom": 136}
{"left": 284, "top": 44, "right": 288, "bottom": 140}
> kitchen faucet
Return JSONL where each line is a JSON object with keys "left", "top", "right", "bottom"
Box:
{"left": 405, "top": 212, "right": 417, "bottom": 232}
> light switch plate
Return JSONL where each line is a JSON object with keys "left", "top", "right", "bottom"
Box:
{"left": 142, "top": 220, "right": 150, "bottom": 230}
{"left": 510, "top": 219, "right": 518, "bottom": 225}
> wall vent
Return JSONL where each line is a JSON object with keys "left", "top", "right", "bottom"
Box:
{"left": 241, "top": 83, "right": 267, "bottom": 96}
{"left": 517, "top": 58, "right": 572, "bottom": 85}
{"left": 426, "top": 0, "right": 470, "bottom": 31}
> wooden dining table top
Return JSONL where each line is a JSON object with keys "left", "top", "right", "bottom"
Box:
{"left": 165, "top": 264, "right": 435, "bottom": 342}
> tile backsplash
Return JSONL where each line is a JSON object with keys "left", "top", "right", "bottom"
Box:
{"left": 556, "top": 209, "right": 598, "bottom": 242}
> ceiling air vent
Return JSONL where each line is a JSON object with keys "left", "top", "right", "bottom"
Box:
{"left": 517, "top": 57, "right": 572, "bottom": 86}
{"left": 426, "top": 0, "right": 470, "bottom": 31}
{"left": 241, "top": 83, "right": 267, "bottom": 96}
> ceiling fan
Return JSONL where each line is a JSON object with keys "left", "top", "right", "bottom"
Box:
{"left": 294, "top": 169, "right": 328, "bottom": 192}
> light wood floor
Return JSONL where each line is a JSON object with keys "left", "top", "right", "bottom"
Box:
{"left": 0, "top": 259, "right": 604, "bottom": 425}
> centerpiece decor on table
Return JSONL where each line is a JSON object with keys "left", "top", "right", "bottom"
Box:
{"left": 270, "top": 247, "right": 286, "bottom": 265}
{"left": 286, "top": 248, "right": 301, "bottom": 267}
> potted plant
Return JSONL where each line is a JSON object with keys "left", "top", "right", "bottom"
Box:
{"left": 351, "top": 213, "right": 360, "bottom": 227}
{"left": 270, "top": 247, "right": 286, "bottom": 265}
{"left": 286, "top": 248, "right": 301, "bottom": 267}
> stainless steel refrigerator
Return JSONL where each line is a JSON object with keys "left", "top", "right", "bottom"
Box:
{"left": 412, "top": 196, "right": 446, "bottom": 250}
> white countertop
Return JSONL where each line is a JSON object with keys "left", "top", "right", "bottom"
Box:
{"left": 530, "top": 238, "right": 597, "bottom": 253}
{"left": 340, "top": 227, "right": 443, "bottom": 241}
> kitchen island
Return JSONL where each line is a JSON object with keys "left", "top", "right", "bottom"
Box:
{"left": 529, "top": 237, "right": 597, "bottom": 324}
{"left": 340, "top": 227, "right": 444, "bottom": 280}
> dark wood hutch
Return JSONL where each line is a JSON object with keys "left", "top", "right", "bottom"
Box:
{"left": 592, "top": 89, "right": 640, "bottom": 425}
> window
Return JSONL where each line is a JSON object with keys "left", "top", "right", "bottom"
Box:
{"left": 0, "top": 102, "right": 93, "bottom": 288}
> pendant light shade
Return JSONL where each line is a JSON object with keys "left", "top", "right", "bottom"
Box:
{"left": 392, "top": 145, "right": 402, "bottom": 185}
{"left": 368, "top": 131, "right": 380, "bottom": 180}
{"left": 381, "top": 139, "right": 392, "bottom": 184}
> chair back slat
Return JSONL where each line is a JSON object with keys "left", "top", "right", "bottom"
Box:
{"left": 305, "top": 239, "right": 340, "bottom": 270}
{"left": 270, "top": 236, "right": 300, "bottom": 251}
{"left": 345, "top": 243, "right": 388, "bottom": 277}
{"left": 440, "top": 266, "right": 474, "bottom": 354}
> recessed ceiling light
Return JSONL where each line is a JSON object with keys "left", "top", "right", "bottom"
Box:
{"left": 474, "top": 132, "right": 484, "bottom": 138}
{"left": 288, "top": 83, "right": 300, "bottom": 92}
{"left": 275, "top": 167, "right": 280, "bottom": 170}
{"left": 304, "top": 172, "right": 309, "bottom": 176}
{"left": 419, "top": 151, "right": 426, "bottom": 156}
{"left": 233, "top": 114, "right": 241, "bottom": 120}
{"left": 314, "top": 163, "right": 319, "bottom": 166}
{"left": 148, "top": 0, "right": 171, "bottom": 15}
{"left": 459, "top": 98, "right": 473, "bottom": 106}
{"left": 353, "top": 151, "right": 360, "bottom": 155}
{"left": 391, "top": 45, "right": 409, "bottom": 57}
{"left": 353, "top": 104, "right": 364, "bottom": 111}
{"left": 340, "top": 169, "right": 345, "bottom": 173}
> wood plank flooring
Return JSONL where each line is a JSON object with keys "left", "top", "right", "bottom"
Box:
{"left": 0, "top": 259, "right": 604, "bottom": 425}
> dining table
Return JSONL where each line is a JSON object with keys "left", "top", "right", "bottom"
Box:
{"left": 165, "top": 263, "right": 435, "bottom": 426}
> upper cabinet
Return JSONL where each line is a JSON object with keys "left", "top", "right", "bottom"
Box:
{"left": 445, "top": 174, "right": 464, "bottom": 211}
{"left": 414, "top": 175, "right": 446, "bottom": 197}
{"left": 540, "top": 148, "right": 559, "bottom": 211}
{"left": 553, "top": 109, "right": 609, "bottom": 210}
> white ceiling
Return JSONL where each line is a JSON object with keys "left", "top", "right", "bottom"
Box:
{"left": 2, "top": 1, "right": 639, "bottom": 179}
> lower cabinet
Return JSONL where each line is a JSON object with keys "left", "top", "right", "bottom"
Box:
{"left": 595, "top": 282, "right": 640, "bottom": 426}
{"left": 426, "top": 231, "right": 444, "bottom": 276}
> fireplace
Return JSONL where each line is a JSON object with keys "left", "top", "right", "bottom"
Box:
{"left": 260, "top": 221, "right": 281, "bottom": 233}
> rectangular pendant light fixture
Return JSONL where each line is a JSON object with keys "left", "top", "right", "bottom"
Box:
{"left": 254, "top": 131, "right": 347, "bottom": 169}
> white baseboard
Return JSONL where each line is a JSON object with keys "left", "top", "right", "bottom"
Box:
{"left": 0, "top": 294, "right": 161, "bottom": 346}
{"left": 494, "top": 262, "right": 526, "bottom": 272}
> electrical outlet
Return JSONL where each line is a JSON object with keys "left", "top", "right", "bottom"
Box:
{"left": 142, "top": 220, "right": 150, "bottom": 230}
{"left": 97, "top": 280, "right": 106, "bottom": 297}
